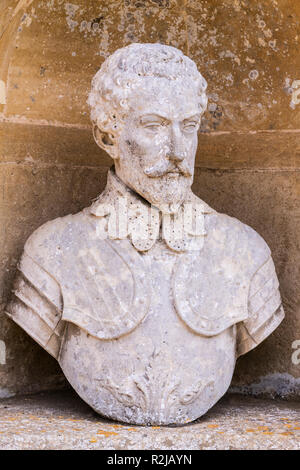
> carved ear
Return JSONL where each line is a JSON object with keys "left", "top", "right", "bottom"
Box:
{"left": 93, "top": 125, "right": 118, "bottom": 159}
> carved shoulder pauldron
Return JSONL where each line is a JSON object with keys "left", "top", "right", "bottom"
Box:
{"left": 173, "top": 253, "right": 249, "bottom": 336}
{"left": 59, "top": 239, "right": 151, "bottom": 340}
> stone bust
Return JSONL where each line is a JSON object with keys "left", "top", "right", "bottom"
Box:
{"left": 6, "top": 43, "right": 284, "bottom": 425}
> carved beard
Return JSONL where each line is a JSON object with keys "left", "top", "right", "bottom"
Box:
{"left": 137, "top": 173, "right": 193, "bottom": 212}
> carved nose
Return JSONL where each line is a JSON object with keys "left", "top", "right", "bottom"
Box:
{"left": 168, "top": 125, "right": 185, "bottom": 162}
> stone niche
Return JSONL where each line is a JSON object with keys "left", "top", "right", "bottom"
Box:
{"left": 0, "top": 0, "right": 299, "bottom": 399}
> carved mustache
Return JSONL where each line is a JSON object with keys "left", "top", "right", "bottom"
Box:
{"left": 144, "top": 159, "right": 192, "bottom": 178}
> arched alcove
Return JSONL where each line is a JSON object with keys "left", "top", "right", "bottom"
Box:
{"left": 0, "top": 0, "right": 299, "bottom": 397}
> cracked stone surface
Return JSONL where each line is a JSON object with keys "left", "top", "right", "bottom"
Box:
{"left": 0, "top": 390, "right": 299, "bottom": 450}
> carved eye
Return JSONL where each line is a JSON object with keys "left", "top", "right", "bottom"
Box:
{"left": 183, "top": 121, "right": 199, "bottom": 133}
{"left": 143, "top": 122, "right": 163, "bottom": 132}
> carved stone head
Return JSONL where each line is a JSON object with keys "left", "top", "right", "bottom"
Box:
{"left": 88, "top": 43, "right": 208, "bottom": 211}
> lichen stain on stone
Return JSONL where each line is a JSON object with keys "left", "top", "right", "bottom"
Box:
{"left": 96, "top": 429, "right": 119, "bottom": 437}
{"left": 0, "top": 340, "right": 6, "bottom": 365}
{"left": 229, "top": 373, "right": 300, "bottom": 399}
{"left": 0, "top": 80, "right": 6, "bottom": 104}
{"left": 0, "top": 388, "right": 14, "bottom": 399}
{"left": 290, "top": 80, "right": 300, "bottom": 109}
{"left": 64, "top": 2, "right": 79, "bottom": 32}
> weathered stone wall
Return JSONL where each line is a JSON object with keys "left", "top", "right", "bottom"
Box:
{"left": 0, "top": 0, "right": 299, "bottom": 398}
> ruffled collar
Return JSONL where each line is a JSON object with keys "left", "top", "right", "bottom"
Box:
{"left": 90, "top": 168, "right": 214, "bottom": 253}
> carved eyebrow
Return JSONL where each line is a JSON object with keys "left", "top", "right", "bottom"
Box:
{"left": 182, "top": 114, "right": 201, "bottom": 122}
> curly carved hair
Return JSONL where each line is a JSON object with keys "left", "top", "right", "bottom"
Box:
{"left": 87, "top": 43, "right": 208, "bottom": 136}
